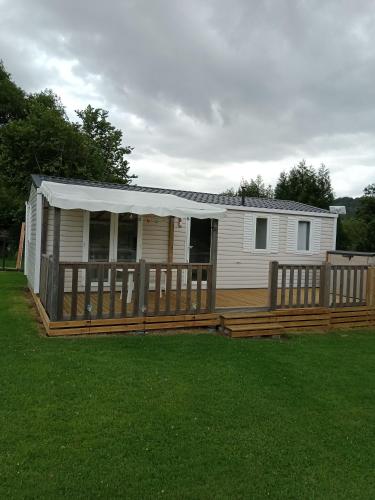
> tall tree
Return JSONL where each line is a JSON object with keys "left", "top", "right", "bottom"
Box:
{"left": 76, "top": 105, "right": 135, "bottom": 184}
{"left": 0, "top": 61, "right": 26, "bottom": 124}
{"left": 0, "top": 62, "right": 136, "bottom": 232}
{"left": 222, "top": 175, "right": 274, "bottom": 198}
{"left": 356, "top": 184, "right": 375, "bottom": 251}
{"left": 274, "top": 160, "right": 334, "bottom": 209}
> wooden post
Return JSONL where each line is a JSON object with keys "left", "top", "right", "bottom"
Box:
{"left": 16, "top": 222, "right": 25, "bottom": 270}
{"left": 366, "top": 266, "right": 375, "bottom": 307}
{"left": 268, "top": 261, "right": 279, "bottom": 310}
{"left": 320, "top": 262, "right": 331, "bottom": 307}
{"left": 208, "top": 219, "right": 218, "bottom": 312}
{"left": 50, "top": 207, "right": 61, "bottom": 321}
{"left": 138, "top": 259, "right": 147, "bottom": 316}
{"left": 167, "top": 216, "right": 174, "bottom": 264}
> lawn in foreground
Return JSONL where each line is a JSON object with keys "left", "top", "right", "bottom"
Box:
{"left": 0, "top": 272, "right": 375, "bottom": 499}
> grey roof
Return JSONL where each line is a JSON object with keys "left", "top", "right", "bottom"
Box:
{"left": 31, "top": 174, "right": 331, "bottom": 214}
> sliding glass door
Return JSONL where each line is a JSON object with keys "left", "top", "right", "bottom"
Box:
{"left": 117, "top": 213, "right": 138, "bottom": 261}
{"left": 88, "top": 211, "right": 111, "bottom": 280}
{"left": 87, "top": 212, "right": 138, "bottom": 281}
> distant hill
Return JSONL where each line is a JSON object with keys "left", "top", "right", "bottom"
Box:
{"left": 333, "top": 196, "right": 362, "bottom": 216}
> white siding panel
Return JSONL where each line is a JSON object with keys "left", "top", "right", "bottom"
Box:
{"left": 173, "top": 217, "right": 188, "bottom": 263}
{"left": 45, "top": 209, "right": 85, "bottom": 261}
{"left": 141, "top": 216, "right": 168, "bottom": 262}
{"left": 270, "top": 216, "right": 280, "bottom": 253}
{"left": 26, "top": 186, "right": 37, "bottom": 289}
{"left": 311, "top": 219, "right": 322, "bottom": 254}
{"left": 286, "top": 217, "right": 298, "bottom": 253}
{"left": 216, "top": 209, "right": 336, "bottom": 289}
{"left": 243, "top": 214, "right": 254, "bottom": 251}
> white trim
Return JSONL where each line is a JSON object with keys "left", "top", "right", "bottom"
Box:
{"left": 185, "top": 217, "right": 191, "bottom": 263}
{"left": 34, "top": 193, "right": 43, "bottom": 293}
{"left": 110, "top": 213, "right": 118, "bottom": 261}
{"left": 296, "top": 218, "right": 313, "bottom": 254}
{"left": 253, "top": 215, "right": 271, "bottom": 253}
{"left": 224, "top": 204, "right": 338, "bottom": 219}
{"left": 82, "top": 210, "right": 90, "bottom": 261}
{"left": 136, "top": 215, "right": 143, "bottom": 261}
{"left": 332, "top": 217, "right": 337, "bottom": 250}
{"left": 24, "top": 202, "right": 28, "bottom": 276}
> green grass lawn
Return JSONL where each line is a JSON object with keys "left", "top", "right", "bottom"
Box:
{"left": 1, "top": 272, "right": 375, "bottom": 499}
{"left": 1, "top": 256, "right": 17, "bottom": 270}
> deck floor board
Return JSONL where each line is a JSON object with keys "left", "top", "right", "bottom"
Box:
{"left": 61, "top": 288, "right": 323, "bottom": 320}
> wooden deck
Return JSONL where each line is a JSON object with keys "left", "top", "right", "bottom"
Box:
{"left": 32, "top": 290, "right": 375, "bottom": 338}
{"left": 221, "top": 306, "right": 375, "bottom": 338}
{"left": 61, "top": 287, "right": 323, "bottom": 320}
{"left": 61, "top": 288, "right": 270, "bottom": 319}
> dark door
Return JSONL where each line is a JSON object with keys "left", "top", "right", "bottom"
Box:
{"left": 189, "top": 218, "right": 211, "bottom": 263}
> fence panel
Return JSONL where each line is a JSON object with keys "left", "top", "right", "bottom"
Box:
{"left": 55, "top": 261, "right": 140, "bottom": 321}
{"left": 143, "top": 263, "right": 213, "bottom": 316}
{"left": 330, "top": 265, "right": 367, "bottom": 307}
{"left": 42, "top": 260, "right": 215, "bottom": 321}
{"left": 270, "top": 263, "right": 321, "bottom": 309}
{"left": 270, "top": 261, "right": 369, "bottom": 310}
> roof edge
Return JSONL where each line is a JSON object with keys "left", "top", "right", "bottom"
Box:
{"left": 31, "top": 174, "right": 332, "bottom": 215}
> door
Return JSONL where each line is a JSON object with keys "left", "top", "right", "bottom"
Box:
{"left": 87, "top": 212, "right": 139, "bottom": 282}
{"left": 189, "top": 218, "right": 211, "bottom": 263}
{"left": 189, "top": 218, "right": 211, "bottom": 281}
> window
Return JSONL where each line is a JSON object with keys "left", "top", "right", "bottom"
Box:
{"left": 297, "top": 221, "right": 311, "bottom": 251}
{"left": 255, "top": 217, "right": 268, "bottom": 250}
{"left": 89, "top": 212, "right": 111, "bottom": 261}
{"left": 117, "top": 213, "right": 138, "bottom": 261}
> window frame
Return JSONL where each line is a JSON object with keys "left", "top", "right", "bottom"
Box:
{"left": 83, "top": 211, "right": 143, "bottom": 267}
{"left": 296, "top": 219, "right": 312, "bottom": 253}
{"left": 253, "top": 215, "right": 271, "bottom": 253}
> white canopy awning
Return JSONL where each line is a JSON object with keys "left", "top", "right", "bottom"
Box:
{"left": 39, "top": 181, "right": 226, "bottom": 219}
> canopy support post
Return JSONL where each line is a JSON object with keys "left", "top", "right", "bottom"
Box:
{"left": 168, "top": 216, "right": 174, "bottom": 264}
{"left": 209, "top": 219, "right": 218, "bottom": 312}
{"left": 50, "top": 207, "right": 61, "bottom": 321}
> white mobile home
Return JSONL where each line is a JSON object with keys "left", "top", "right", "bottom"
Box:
{"left": 25, "top": 175, "right": 338, "bottom": 328}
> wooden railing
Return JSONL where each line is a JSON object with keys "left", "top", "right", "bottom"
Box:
{"left": 330, "top": 265, "right": 368, "bottom": 307}
{"left": 269, "top": 261, "right": 369, "bottom": 309}
{"left": 41, "top": 259, "right": 215, "bottom": 321}
{"left": 39, "top": 254, "right": 53, "bottom": 316}
{"left": 144, "top": 263, "right": 214, "bottom": 316}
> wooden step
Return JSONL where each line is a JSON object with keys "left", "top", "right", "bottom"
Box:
{"left": 231, "top": 329, "right": 283, "bottom": 338}
{"left": 227, "top": 322, "right": 282, "bottom": 332}
{"left": 220, "top": 311, "right": 275, "bottom": 320}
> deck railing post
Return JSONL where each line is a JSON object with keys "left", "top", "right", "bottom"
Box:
{"left": 50, "top": 207, "right": 61, "bottom": 321}
{"left": 366, "top": 266, "right": 375, "bottom": 307}
{"left": 137, "top": 259, "right": 147, "bottom": 316}
{"left": 209, "top": 219, "right": 218, "bottom": 312}
{"left": 268, "top": 261, "right": 279, "bottom": 310}
{"left": 320, "top": 262, "right": 331, "bottom": 308}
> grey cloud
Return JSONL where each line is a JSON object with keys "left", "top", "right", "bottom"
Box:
{"left": 1, "top": 0, "right": 375, "bottom": 194}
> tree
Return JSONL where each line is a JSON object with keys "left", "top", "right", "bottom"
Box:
{"left": 356, "top": 184, "right": 375, "bottom": 251}
{"left": 76, "top": 105, "right": 135, "bottom": 184}
{"left": 0, "top": 62, "right": 136, "bottom": 232}
{"left": 0, "top": 61, "right": 26, "bottom": 124}
{"left": 221, "top": 175, "right": 274, "bottom": 198}
{"left": 274, "top": 160, "right": 334, "bottom": 209}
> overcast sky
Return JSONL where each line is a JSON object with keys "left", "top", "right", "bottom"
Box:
{"left": 1, "top": 0, "right": 375, "bottom": 197}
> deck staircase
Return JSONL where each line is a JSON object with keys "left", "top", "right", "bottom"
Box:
{"left": 220, "top": 308, "right": 331, "bottom": 338}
